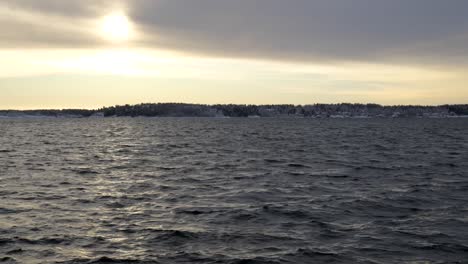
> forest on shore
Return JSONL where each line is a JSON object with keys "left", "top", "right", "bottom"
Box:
{"left": 1, "top": 103, "right": 468, "bottom": 118}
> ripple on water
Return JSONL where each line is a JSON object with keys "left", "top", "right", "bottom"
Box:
{"left": 1, "top": 118, "right": 468, "bottom": 264}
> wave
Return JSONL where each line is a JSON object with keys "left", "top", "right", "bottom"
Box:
{"left": 2, "top": 118, "right": 468, "bottom": 264}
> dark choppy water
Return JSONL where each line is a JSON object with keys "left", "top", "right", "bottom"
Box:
{"left": 1, "top": 118, "right": 468, "bottom": 264}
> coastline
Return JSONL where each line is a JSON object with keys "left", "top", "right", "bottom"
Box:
{"left": 1, "top": 103, "right": 468, "bottom": 119}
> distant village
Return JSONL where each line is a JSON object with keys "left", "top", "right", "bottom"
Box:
{"left": 1, "top": 103, "right": 468, "bottom": 118}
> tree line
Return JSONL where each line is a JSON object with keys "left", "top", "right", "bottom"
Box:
{"left": 1, "top": 103, "right": 467, "bottom": 118}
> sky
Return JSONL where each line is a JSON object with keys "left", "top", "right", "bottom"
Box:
{"left": 1, "top": 0, "right": 468, "bottom": 109}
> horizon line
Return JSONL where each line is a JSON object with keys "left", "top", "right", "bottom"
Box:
{"left": 2, "top": 102, "right": 468, "bottom": 111}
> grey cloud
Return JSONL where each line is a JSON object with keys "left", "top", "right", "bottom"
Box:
{"left": 2, "top": 0, "right": 468, "bottom": 65}
{"left": 0, "top": 0, "right": 124, "bottom": 48}
{"left": 131, "top": 0, "right": 468, "bottom": 63}
{"left": 2, "top": 0, "right": 110, "bottom": 17}
{"left": 0, "top": 18, "right": 102, "bottom": 48}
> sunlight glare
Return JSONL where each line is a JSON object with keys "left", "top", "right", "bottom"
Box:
{"left": 100, "top": 12, "right": 132, "bottom": 42}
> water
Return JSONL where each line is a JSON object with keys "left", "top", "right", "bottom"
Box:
{"left": 1, "top": 118, "right": 468, "bottom": 264}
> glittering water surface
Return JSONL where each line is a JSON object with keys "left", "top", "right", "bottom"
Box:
{"left": 1, "top": 118, "right": 468, "bottom": 264}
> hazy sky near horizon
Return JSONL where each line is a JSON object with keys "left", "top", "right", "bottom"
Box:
{"left": 1, "top": 0, "right": 468, "bottom": 109}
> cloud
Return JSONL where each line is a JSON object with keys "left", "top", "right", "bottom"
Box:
{"left": 0, "top": 0, "right": 121, "bottom": 48}
{"left": 1, "top": 0, "right": 110, "bottom": 17}
{"left": 1, "top": 0, "right": 468, "bottom": 65}
{"left": 131, "top": 0, "right": 468, "bottom": 64}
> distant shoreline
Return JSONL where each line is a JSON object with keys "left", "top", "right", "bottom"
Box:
{"left": 1, "top": 103, "right": 467, "bottom": 118}
{"left": 1, "top": 115, "right": 468, "bottom": 120}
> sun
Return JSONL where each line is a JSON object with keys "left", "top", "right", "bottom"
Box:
{"left": 100, "top": 12, "right": 132, "bottom": 42}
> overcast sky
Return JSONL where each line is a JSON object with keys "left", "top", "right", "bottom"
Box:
{"left": 1, "top": 0, "right": 467, "bottom": 108}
